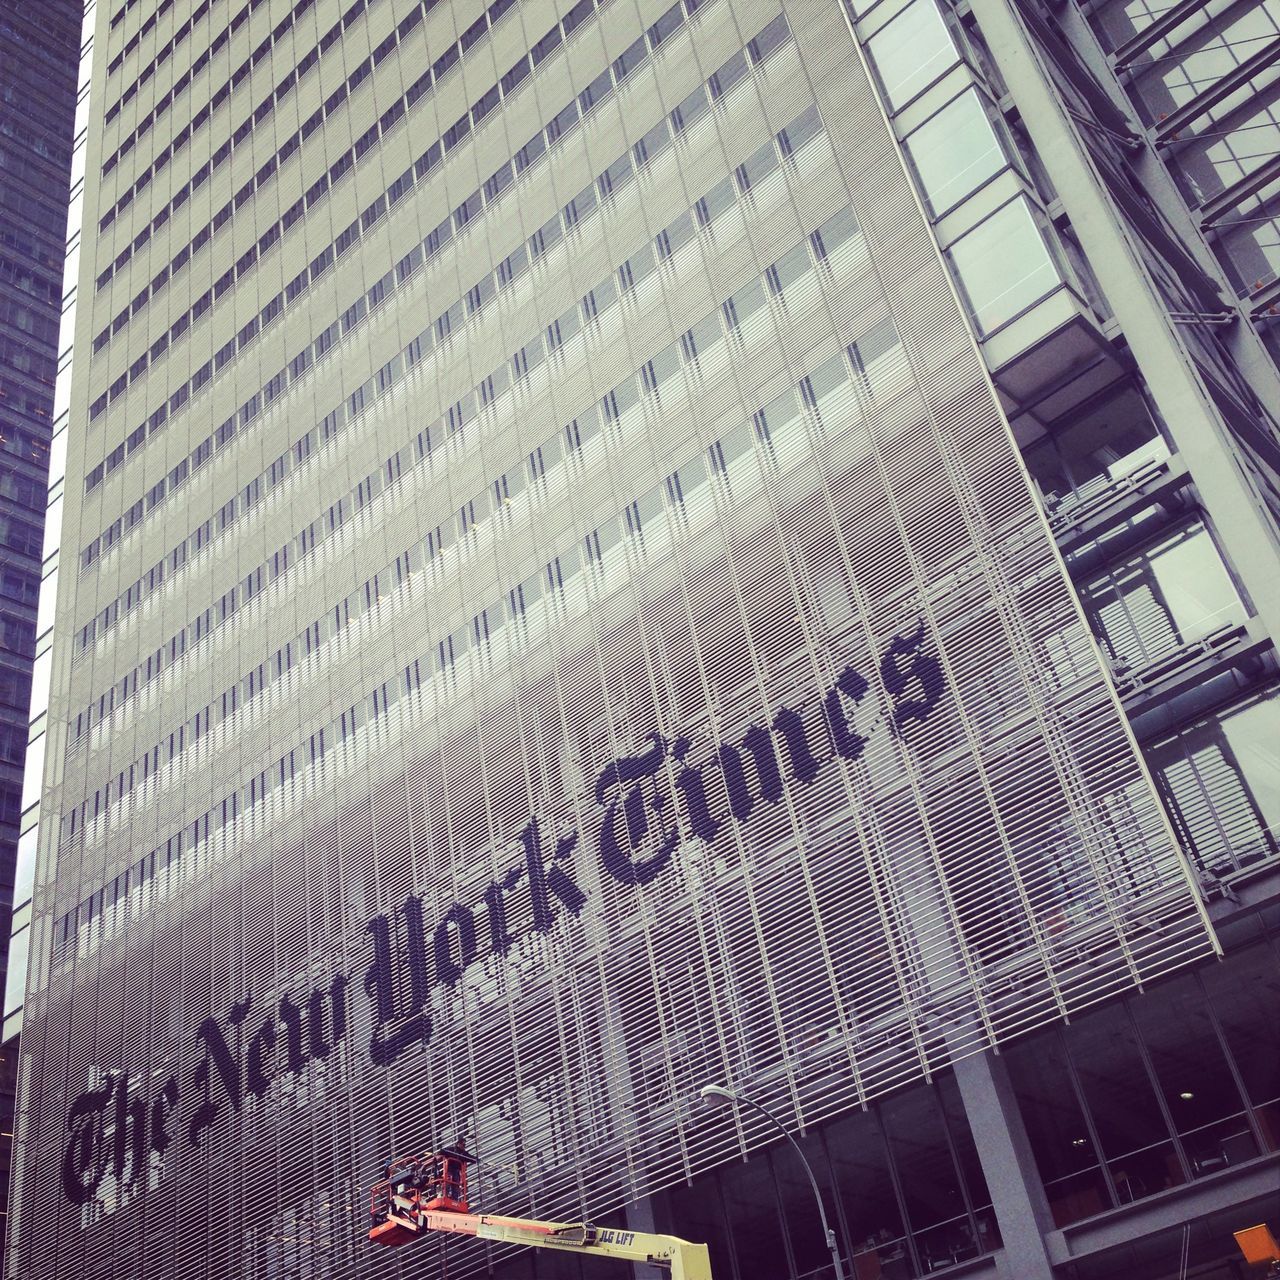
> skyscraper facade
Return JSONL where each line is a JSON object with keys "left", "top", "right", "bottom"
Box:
{"left": 7, "top": 2, "right": 1279, "bottom": 1280}
{"left": 0, "top": 0, "right": 81, "bottom": 1258}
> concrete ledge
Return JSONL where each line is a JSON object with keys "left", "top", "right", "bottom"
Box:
{"left": 1045, "top": 1151, "right": 1280, "bottom": 1264}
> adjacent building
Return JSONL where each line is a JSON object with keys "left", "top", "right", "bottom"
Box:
{"left": 0, "top": 0, "right": 82, "bottom": 1259}
{"left": 6, "top": 1, "right": 1280, "bottom": 1279}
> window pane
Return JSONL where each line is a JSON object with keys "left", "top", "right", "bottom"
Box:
{"left": 881, "top": 1085, "right": 966, "bottom": 1232}
{"left": 1006, "top": 1031, "right": 1110, "bottom": 1225}
{"left": 1199, "top": 944, "right": 1280, "bottom": 1124}
{"left": 949, "top": 199, "right": 1059, "bottom": 334}
{"left": 1220, "top": 696, "right": 1280, "bottom": 840}
{"left": 3, "top": 925, "right": 28, "bottom": 1013}
{"left": 905, "top": 90, "right": 1004, "bottom": 215}
{"left": 720, "top": 1153, "right": 789, "bottom": 1277}
{"left": 771, "top": 1133, "right": 841, "bottom": 1276}
{"left": 1024, "top": 385, "right": 1168, "bottom": 507}
{"left": 867, "top": 0, "right": 959, "bottom": 110}
{"left": 1128, "top": 974, "right": 1256, "bottom": 1175}
{"left": 1064, "top": 1003, "right": 1184, "bottom": 1201}
{"left": 1150, "top": 692, "right": 1280, "bottom": 876}
{"left": 1081, "top": 522, "right": 1244, "bottom": 668}
{"left": 824, "top": 1109, "right": 906, "bottom": 1258}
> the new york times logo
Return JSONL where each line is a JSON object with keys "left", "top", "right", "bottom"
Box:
{"left": 62, "top": 624, "right": 944, "bottom": 1207}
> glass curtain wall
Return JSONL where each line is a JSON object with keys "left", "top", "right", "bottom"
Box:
{"left": 649, "top": 1076, "right": 999, "bottom": 1280}
{"left": 1006, "top": 937, "right": 1280, "bottom": 1228}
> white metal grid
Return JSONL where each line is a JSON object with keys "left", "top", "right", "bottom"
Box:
{"left": 10, "top": 1, "right": 1216, "bottom": 1277}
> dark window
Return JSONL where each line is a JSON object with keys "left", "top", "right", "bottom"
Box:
{"left": 648, "top": 2, "right": 682, "bottom": 46}
{"left": 433, "top": 43, "right": 459, "bottom": 80}
{"left": 545, "top": 101, "right": 578, "bottom": 144}
{"left": 501, "top": 56, "right": 530, "bottom": 96}
{"left": 563, "top": 0, "right": 593, "bottom": 34}
{"left": 578, "top": 68, "right": 613, "bottom": 114}
{"left": 611, "top": 35, "right": 647, "bottom": 82}
{"left": 443, "top": 112, "right": 471, "bottom": 151}
{"left": 460, "top": 14, "right": 486, "bottom": 51}
{"left": 531, "top": 23, "right": 562, "bottom": 65}
{"left": 472, "top": 84, "right": 500, "bottom": 123}
{"left": 515, "top": 130, "right": 546, "bottom": 174}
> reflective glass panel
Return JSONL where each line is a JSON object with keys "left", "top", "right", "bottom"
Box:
{"left": 1064, "top": 1003, "right": 1184, "bottom": 1202}
{"left": 949, "top": 199, "right": 1059, "bottom": 334}
{"left": 1128, "top": 973, "right": 1253, "bottom": 1177}
{"left": 721, "top": 1153, "right": 789, "bottom": 1277}
{"left": 881, "top": 1087, "right": 966, "bottom": 1231}
{"left": 904, "top": 90, "right": 1005, "bottom": 215}
{"left": 1199, "top": 944, "right": 1280, "bottom": 1128}
{"left": 824, "top": 1108, "right": 906, "bottom": 1258}
{"left": 1150, "top": 692, "right": 1280, "bottom": 876}
{"left": 1081, "top": 522, "right": 1244, "bottom": 668}
{"left": 867, "top": 0, "right": 959, "bottom": 110}
{"left": 771, "top": 1133, "right": 841, "bottom": 1275}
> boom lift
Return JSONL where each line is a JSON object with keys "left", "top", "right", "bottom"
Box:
{"left": 369, "top": 1147, "right": 713, "bottom": 1279}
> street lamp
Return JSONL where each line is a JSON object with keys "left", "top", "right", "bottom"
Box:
{"left": 699, "top": 1084, "right": 847, "bottom": 1280}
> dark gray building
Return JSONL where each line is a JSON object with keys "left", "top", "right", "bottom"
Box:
{"left": 6, "top": 2, "right": 1280, "bottom": 1280}
{"left": 0, "top": 0, "right": 80, "bottom": 1258}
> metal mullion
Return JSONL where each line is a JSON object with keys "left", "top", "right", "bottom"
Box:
{"left": 1194, "top": 967, "right": 1270, "bottom": 1154}
{"left": 1120, "top": 997, "right": 1196, "bottom": 1183}
{"left": 1154, "top": 34, "right": 1280, "bottom": 144}
{"left": 1111, "top": 0, "right": 1215, "bottom": 71}
{"left": 878, "top": 1109, "right": 926, "bottom": 1277}
{"left": 1056, "top": 1023, "right": 1122, "bottom": 1209}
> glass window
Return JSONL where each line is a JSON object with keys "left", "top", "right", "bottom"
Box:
{"left": 720, "top": 1152, "right": 789, "bottom": 1277}
{"left": 3, "top": 925, "right": 28, "bottom": 1015}
{"left": 1022, "top": 385, "right": 1168, "bottom": 507}
{"left": 1149, "top": 691, "right": 1280, "bottom": 876}
{"left": 949, "top": 198, "right": 1060, "bottom": 334}
{"left": 1005, "top": 1030, "right": 1111, "bottom": 1226}
{"left": 14, "top": 826, "right": 37, "bottom": 907}
{"left": 1080, "top": 522, "right": 1244, "bottom": 668}
{"left": 867, "top": 0, "right": 959, "bottom": 110}
{"left": 1128, "top": 974, "right": 1255, "bottom": 1175}
{"left": 1199, "top": 945, "right": 1280, "bottom": 1137}
{"left": 882, "top": 1088, "right": 967, "bottom": 1249}
{"left": 904, "top": 90, "right": 1005, "bottom": 215}
{"left": 1219, "top": 695, "right": 1280, "bottom": 847}
{"left": 824, "top": 1108, "right": 907, "bottom": 1261}
{"left": 1064, "top": 1004, "right": 1185, "bottom": 1202}
{"left": 770, "top": 1134, "right": 841, "bottom": 1276}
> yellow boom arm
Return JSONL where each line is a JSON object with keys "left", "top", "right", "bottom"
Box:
{"left": 377, "top": 1193, "right": 713, "bottom": 1279}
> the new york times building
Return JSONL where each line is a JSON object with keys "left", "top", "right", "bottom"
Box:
{"left": 14, "top": 0, "right": 1279, "bottom": 1278}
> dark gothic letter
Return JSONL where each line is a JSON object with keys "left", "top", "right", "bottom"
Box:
{"left": 112, "top": 1072, "right": 147, "bottom": 1186}
{"left": 879, "top": 622, "right": 946, "bottom": 731}
{"left": 307, "top": 973, "right": 349, "bottom": 1059}
{"left": 278, "top": 996, "right": 305, "bottom": 1073}
{"left": 188, "top": 994, "right": 252, "bottom": 1144}
{"left": 246, "top": 1018, "right": 277, "bottom": 1096}
{"left": 365, "top": 901, "right": 434, "bottom": 1066}
{"left": 522, "top": 819, "right": 588, "bottom": 927}
{"left": 824, "top": 665, "right": 870, "bottom": 760}
{"left": 719, "top": 723, "right": 783, "bottom": 822}
{"left": 673, "top": 737, "right": 718, "bottom": 842}
{"left": 772, "top": 705, "right": 824, "bottom": 785}
{"left": 62, "top": 1079, "right": 113, "bottom": 1205}
{"left": 596, "top": 736, "right": 680, "bottom": 886}
{"left": 434, "top": 903, "right": 479, "bottom": 986}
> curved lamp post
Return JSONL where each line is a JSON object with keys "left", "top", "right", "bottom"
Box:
{"left": 699, "top": 1084, "right": 847, "bottom": 1280}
